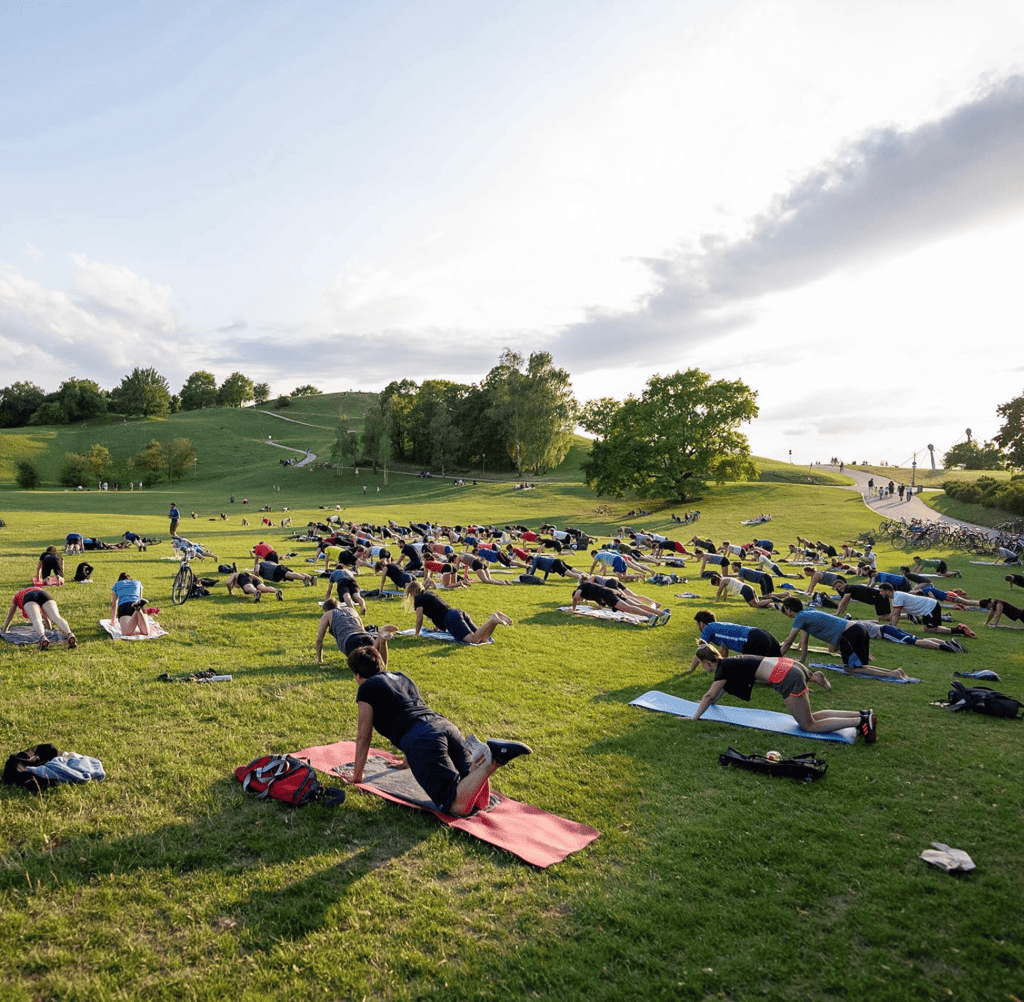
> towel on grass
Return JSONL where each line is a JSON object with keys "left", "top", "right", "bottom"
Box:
{"left": 99, "top": 618, "right": 168, "bottom": 641}
{"left": 809, "top": 662, "right": 920, "bottom": 683}
{"left": 557, "top": 605, "right": 649, "bottom": 626}
{"left": 630, "top": 690, "right": 857, "bottom": 743}
{"left": 293, "top": 740, "right": 600, "bottom": 868}
{"left": 1, "top": 627, "right": 65, "bottom": 646}
{"left": 396, "top": 628, "right": 494, "bottom": 645}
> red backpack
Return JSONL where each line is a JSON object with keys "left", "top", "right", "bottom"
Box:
{"left": 234, "top": 754, "right": 344, "bottom": 807}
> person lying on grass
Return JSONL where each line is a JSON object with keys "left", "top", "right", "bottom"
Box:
{"left": 110, "top": 572, "right": 149, "bottom": 637}
{"left": 685, "top": 644, "right": 877, "bottom": 742}
{"left": 570, "top": 579, "right": 670, "bottom": 626}
{"left": 315, "top": 599, "right": 396, "bottom": 664}
{"left": 404, "top": 580, "right": 512, "bottom": 643}
{"left": 338, "top": 644, "right": 532, "bottom": 816}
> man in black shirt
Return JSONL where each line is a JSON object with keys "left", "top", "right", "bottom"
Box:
{"left": 341, "top": 646, "right": 531, "bottom": 816}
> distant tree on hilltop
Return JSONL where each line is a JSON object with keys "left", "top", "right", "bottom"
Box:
{"left": 218, "top": 373, "right": 254, "bottom": 408}
{"left": 292, "top": 384, "right": 321, "bottom": 397}
{"left": 112, "top": 368, "right": 171, "bottom": 417}
{"left": 180, "top": 371, "right": 219, "bottom": 410}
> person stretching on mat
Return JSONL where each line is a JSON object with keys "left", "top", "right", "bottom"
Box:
{"left": 3, "top": 587, "right": 77, "bottom": 649}
{"left": 404, "top": 580, "right": 512, "bottom": 643}
{"left": 338, "top": 644, "right": 532, "bottom": 815}
{"left": 979, "top": 597, "right": 1024, "bottom": 628}
{"left": 686, "top": 645, "right": 877, "bottom": 741}
{"left": 110, "top": 572, "right": 149, "bottom": 637}
{"left": 571, "top": 579, "right": 670, "bottom": 626}
{"left": 36, "top": 546, "right": 65, "bottom": 585}
{"left": 315, "top": 599, "right": 397, "bottom": 664}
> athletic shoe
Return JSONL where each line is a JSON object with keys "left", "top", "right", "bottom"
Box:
{"left": 253, "top": 592, "right": 261, "bottom": 603}
{"left": 647, "top": 614, "right": 659, "bottom": 627}
{"left": 658, "top": 608, "right": 672, "bottom": 626}
{"left": 857, "top": 710, "right": 878, "bottom": 744}
{"left": 486, "top": 739, "right": 533, "bottom": 766}
{"left": 277, "top": 590, "right": 284, "bottom": 601}
{"left": 38, "top": 639, "right": 50, "bottom": 651}
{"left": 67, "top": 635, "right": 77, "bottom": 649}
{"left": 955, "top": 623, "right": 977, "bottom": 639}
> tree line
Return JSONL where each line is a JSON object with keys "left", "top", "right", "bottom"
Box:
{"left": 0, "top": 372, "right": 324, "bottom": 428}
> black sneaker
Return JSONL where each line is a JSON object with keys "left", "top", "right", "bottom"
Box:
{"left": 857, "top": 709, "right": 878, "bottom": 744}
{"left": 486, "top": 739, "right": 533, "bottom": 766}
{"left": 253, "top": 592, "right": 261, "bottom": 603}
{"left": 277, "top": 590, "right": 284, "bottom": 601}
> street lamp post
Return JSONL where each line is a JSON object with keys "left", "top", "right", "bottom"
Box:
{"left": 482, "top": 453, "right": 486, "bottom": 478}
{"left": 911, "top": 454, "right": 917, "bottom": 489}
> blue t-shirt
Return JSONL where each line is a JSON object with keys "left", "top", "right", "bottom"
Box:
{"left": 112, "top": 578, "right": 143, "bottom": 605}
{"left": 792, "top": 610, "right": 847, "bottom": 647}
{"left": 699, "top": 622, "right": 755, "bottom": 648}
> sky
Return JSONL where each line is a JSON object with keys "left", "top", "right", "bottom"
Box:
{"left": 2, "top": 0, "right": 1023, "bottom": 468}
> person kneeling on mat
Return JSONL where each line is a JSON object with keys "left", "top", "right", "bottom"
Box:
{"left": 685, "top": 645, "right": 877, "bottom": 743}
{"left": 338, "top": 645, "right": 532, "bottom": 816}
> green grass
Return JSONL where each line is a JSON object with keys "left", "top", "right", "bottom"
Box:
{"left": 1, "top": 429, "right": 1022, "bottom": 1001}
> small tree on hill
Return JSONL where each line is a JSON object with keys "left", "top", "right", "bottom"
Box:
{"left": 253, "top": 382, "right": 271, "bottom": 405}
{"left": 292, "top": 384, "right": 321, "bottom": 397}
{"left": 219, "top": 372, "right": 254, "bottom": 408}
{"left": 15, "top": 459, "right": 40, "bottom": 489}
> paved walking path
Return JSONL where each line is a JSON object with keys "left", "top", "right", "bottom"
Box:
{"left": 821, "top": 465, "right": 997, "bottom": 539}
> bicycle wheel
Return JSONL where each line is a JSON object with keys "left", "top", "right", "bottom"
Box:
{"left": 890, "top": 533, "right": 908, "bottom": 550}
{"left": 878, "top": 520, "right": 891, "bottom": 536}
{"left": 172, "top": 565, "right": 195, "bottom": 605}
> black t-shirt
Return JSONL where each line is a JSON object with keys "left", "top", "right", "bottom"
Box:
{"left": 579, "top": 580, "right": 619, "bottom": 607}
{"left": 414, "top": 591, "right": 451, "bottom": 630}
{"left": 356, "top": 671, "right": 438, "bottom": 747}
{"left": 714, "top": 656, "right": 761, "bottom": 701}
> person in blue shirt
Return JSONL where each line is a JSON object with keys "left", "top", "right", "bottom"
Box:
{"left": 168, "top": 504, "right": 180, "bottom": 536}
{"left": 110, "top": 572, "right": 149, "bottom": 636}
{"left": 693, "top": 610, "right": 781, "bottom": 657}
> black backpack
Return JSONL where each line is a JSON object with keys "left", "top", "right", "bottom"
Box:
{"left": 719, "top": 747, "right": 828, "bottom": 782}
{"left": 3, "top": 744, "right": 62, "bottom": 792}
{"left": 945, "top": 681, "right": 1022, "bottom": 718}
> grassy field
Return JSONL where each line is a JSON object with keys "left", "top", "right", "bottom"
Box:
{"left": 1, "top": 412, "right": 1022, "bottom": 1001}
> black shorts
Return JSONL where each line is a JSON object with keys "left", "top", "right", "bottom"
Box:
{"left": 920, "top": 603, "right": 943, "bottom": 629}
{"left": 343, "top": 632, "right": 375, "bottom": 655}
{"left": 741, "top": 628, "right": 782, "bottom": 658}
{"left": 268, "top": 564, "right": 290, "bottom": 582}
{"left": 22, "top": 589, "right": 50, "bottom": 607}
{"left": 117, "top": 600, "right": 146, "bottom": 618}
{"left": 739, "top": 584, "right": 756, "bottom": 603}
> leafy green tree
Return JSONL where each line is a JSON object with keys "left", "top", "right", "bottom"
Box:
{"left": 292, "top": 384, "right": 321, "bottom": 397}
{"left": 180, "top": 371, "right": 219, "bottom": 410}
{"left": 942, "top": 440, "right": 1004, "bottom": 470}
{"left": 130, "top": 438, "right": 197, "bottom": 482}
{"left": 253, "top": 382, "right": 271, "bottom": 405}
{"left": 581, "top": 369, "right": 759, "bottom": 500}
{"left": 361, "top": 394, "right": 392, "bottom": 470}
{"left": 380, "top": 380, "right": 418, "bottom": 460}
{"left": 484, "top": 350, "right": 577, "bottom": 474}
{"left": 112, "top": 367, "right": 171, "bottom": 417}
{"left": 58, "top": 452, "right": 92, "bottom": 488}
{"left": 132, "top": 440, "right": 167, "bottom": 478}
{"left": 86, "top": 444, "right": 113, "bottom": 480}
{"left": 996, "top": 391, "right": 1024, "bottom": 469}
{"left": 273, "top": 395, "right": 292, "bottom": 409}
{"left": 15, "top": 459, "right": 40, "bottom": 489}
{"left": 218, "top": 372, "right": 254, "bottom": 408}
{"left": 0, "top": 382, "right": 46, "bottom": 428}
{"left": 29, "top": 379, "right": 107, "bottom": 425}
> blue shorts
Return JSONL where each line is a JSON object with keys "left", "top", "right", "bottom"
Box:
{"left": 400, "top": 717, "right": 472, "bottom": 812}
{"left": 444, "top": 607, "right": 478, "bottom": 643}
{"left": 611, "top": 555, "right": 627, "bottom": 574}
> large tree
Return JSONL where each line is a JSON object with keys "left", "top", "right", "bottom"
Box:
{"left": 218, "top": 372, "right": 254, "bottom": 408}
{"left": 484, "top": 350, "right": 577, "bottom": 474}
{"left": 996, "top": 391, "right": 1024, "bottom": 469}
{"left": 180, "top": 371, "right": 219, "bottom": 410}
{"left": 29, "top": 379, "right": 107, "bottom": 425}
{"left": 112, "top": 367, "right": 171, "bottom": 417}
{"left": 581, "top": 369, "right": 759, "bottom": 499}
{"left": 942, "top": 440, "right": 1004, "bottom": 470}
{"left": 0, "top": 381, "right": 46, "bottom": 428}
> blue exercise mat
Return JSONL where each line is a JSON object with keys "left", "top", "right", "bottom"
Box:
{"left": 630, "top": 691, "right": 857, "bottom": 743}
{"left": 809, "top": 662, "right": 921, "bottom": 684}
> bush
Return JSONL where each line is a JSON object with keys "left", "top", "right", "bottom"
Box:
{"left": 273, "top": 395, "right": 292, "bottom": 409}
{"left": 58, "top": 453, "right": 91, "bottom": 488}
{"left": 14, "top": 459, "right": 40, "bottom": 489}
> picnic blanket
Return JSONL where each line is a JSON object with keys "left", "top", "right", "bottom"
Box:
{"left": 293, "top": 740, "right": 600, "bottom": 868}
{"left": 630, "top": 691, "right": 857, "bottom": 743}
{"left": 809, "top": 662, "right": 920, "bottom": 684}
{"left": 557, "top": 605, "right": 649, "bottom": 626}
{"left": 1, "top": 627, "right": 64, "bottom": 646}
{"left": 397, "top": 628, "right": 494, "bottom": 645}
{"left": 99, "top": 618, "right": 168, "bottom": 641}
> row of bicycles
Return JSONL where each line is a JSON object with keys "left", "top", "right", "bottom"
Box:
{"left": 870, "top": 518, "right": 997, "bottom": 553}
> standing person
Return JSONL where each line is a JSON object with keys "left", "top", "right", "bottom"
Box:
{"left": 404, "top": 580, "right": 513, "bottom": 644}
{"left": 339, "top": 644, "right": 532, "bottom": 816}
{"left": 110, "top": 572, "right": 149, "bottom": 636}
{"left": 685, "top": 645, "right": 876, "bottom": 742}
{"left": 3, "top": 587, "right": 76, "bottom": 649}
{"left": 36, "top": 546, "right": 65, "bottom": 585}
{"left": 168, "top": 503, "right": 180, "bottom": 536}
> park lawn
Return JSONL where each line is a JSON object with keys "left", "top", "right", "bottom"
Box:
{"left": 1, "top": 467, "right": 1023, "bottom": 1000}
